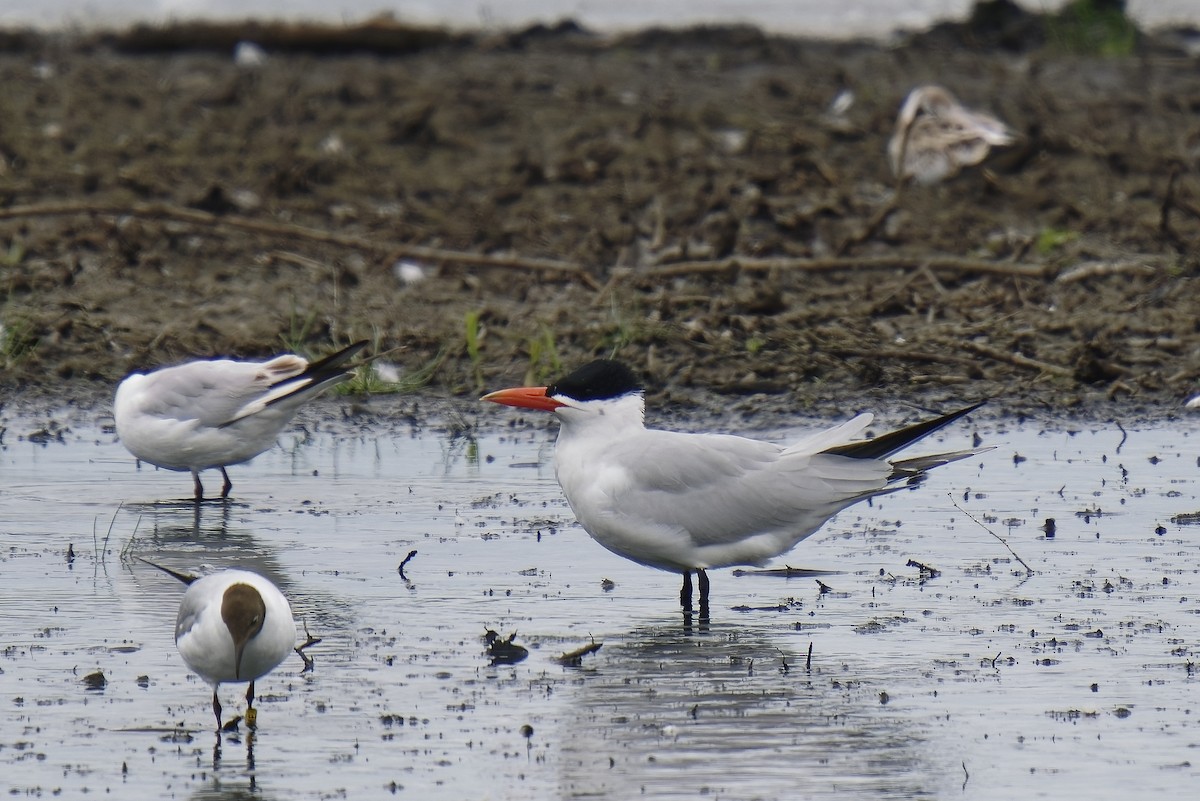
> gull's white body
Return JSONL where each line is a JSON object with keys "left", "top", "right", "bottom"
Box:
{"left": 115, "top": 343, "right": 364, "bottom": 496}
{"left": 116, "top": 357, "right": 303, "bottom": 472}
{"left": 553, "top": 395, "right": 949, "bottom": 572}
{"left": 888, "top": 85, "right": 1015, "bottom": 184}
{"left": 176, "top": 570, "right": 296, "bottom": 688}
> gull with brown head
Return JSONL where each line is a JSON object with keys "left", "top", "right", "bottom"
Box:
{"left": 142, "top": 560, "right": 297, "bottom": 731}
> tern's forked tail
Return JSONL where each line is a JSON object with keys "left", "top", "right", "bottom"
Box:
{"left": 822, "top": 400, "right": 986, "bottom": 461}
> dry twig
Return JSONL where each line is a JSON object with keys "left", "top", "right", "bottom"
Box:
{"left": 295, "top": 620, "right": 323, "bottom": 672}
{"left": 0, "top": 200, "right": 602, "bottom": 288}
{"left": 961, "top": 341, "right": 1072, "bottom": 378}
{"left": 557, "top": 638, "right": 603, "bottom": 666}
{"left": 642, "top": 254, "right": 1049, "bottom": 280}
{"left": 951, "top": 495, "right": 1035, "bottom": 575}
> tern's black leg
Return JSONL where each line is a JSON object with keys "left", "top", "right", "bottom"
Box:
{"left": 212, "top": 690, "right": 223, "bottom": 730}
{"left": 680, "top": 570, "right": 694, "bottom": 610}
{"left": 246, "top": 680, "right": 255, "bottom": 710}
{"left": 220, "top": 468, "right": 233, "bottom": 498}
{"left": 698, "top": 569, "right": 710, "bottom": 606}
{"left": 193, "top": 471, "right": 205, "bottom": 501}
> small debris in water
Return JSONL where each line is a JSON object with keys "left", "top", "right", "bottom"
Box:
{"left": 600, "top": 578, "right": 615, "bottom": 592}
{"left": 906, "top": 558, "right": 941, "bottom": 579}
{"left": 557, "top": 639, "right": 602, "bottom": 666}
{"left": 484, "top": 630, "right": 528, "bottom": 666}
{"left": 295, "top": 620, "right": 323, "bottom": 672}
{"left": 397, "top": 549, "right": 418, "bottom": 578}
{"left": 1042, "top": 518, "right": 1056, "bottom": 538}
{"left": 731, "top": 566, "right": 839, "bottom": 578}
{"left": 731, "top": 599, "right": 804, "bottom": 613}
{"left": 82, "top": 670, "right": 106, "bottom": 691}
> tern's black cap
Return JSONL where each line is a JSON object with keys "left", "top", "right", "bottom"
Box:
{"left": 547, "top": 360, "right": 642, "bottom": 401}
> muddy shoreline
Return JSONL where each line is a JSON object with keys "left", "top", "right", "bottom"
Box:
{"left": 3, "top": 9, "right": 1200, "bottom": 426}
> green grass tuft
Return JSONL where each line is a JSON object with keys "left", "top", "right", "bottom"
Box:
{"left": 1045, "top": 0, "right": 1138, "bottom": 57}
{"left": 0, "top": 316, "right": 38, "bottom": 370}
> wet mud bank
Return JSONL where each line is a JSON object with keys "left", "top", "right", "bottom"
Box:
{"left": 2, "top": 9, "right": 1200, "bottom": 424}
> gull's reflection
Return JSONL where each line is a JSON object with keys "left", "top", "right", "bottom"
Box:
{"left": 123, "top": 499, "right": 291, "bottom": 583}
{"left": 121, "top": 498, "right": 356, "bottom": 639}
{"left": 210, "top": 729, "right": 256, "bottom": 775}
{"left": 188, "top": 748, "right": 274, "bottom": 801}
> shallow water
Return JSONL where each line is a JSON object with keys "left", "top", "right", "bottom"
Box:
{"left": 1, "top": 408, "right": 1198, "bottom": 800}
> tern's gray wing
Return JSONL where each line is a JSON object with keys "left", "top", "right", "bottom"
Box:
{"left": 588, "top": 422, "right": 892, "bottom": 549}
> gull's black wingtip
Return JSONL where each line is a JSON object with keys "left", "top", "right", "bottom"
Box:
{"left": 824, "top": 400, "right": 987, "bottom": 461}
{"left": 137, "top": 557, "right": 199, "bottom": 586}
{"left": 264, "top": 340, "right": 371, "bottom": 395}
{"left": 304, "top": 340, "right": 370, "bottom": 373}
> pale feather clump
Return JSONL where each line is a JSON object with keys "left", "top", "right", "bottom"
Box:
{"left": 887, "top": 85, "right": 1016, "bottom": 185}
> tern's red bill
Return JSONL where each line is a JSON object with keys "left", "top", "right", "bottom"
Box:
{"left": 481, "top": 386, "right": 566, "bottom": 412}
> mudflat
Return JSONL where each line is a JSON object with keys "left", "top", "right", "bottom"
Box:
{"left": 2, "top": 11, "right": 1197, "bottom": 422}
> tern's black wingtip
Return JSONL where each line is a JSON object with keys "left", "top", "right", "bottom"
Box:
{"left": 825, "top": 399, "right": 986, "bottom": 461}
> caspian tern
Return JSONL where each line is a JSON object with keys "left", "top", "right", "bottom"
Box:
{"left": 482, "top": 360, "right": 987, "bottom": 611}
{"left": 888, "top": 85, "right": 1015, "bottom": 184}
{"left": 141, "top": 560, "right": 297, "bottom": 730}
{"left": 115, "top": 341, "right": 368, "bottom": 500}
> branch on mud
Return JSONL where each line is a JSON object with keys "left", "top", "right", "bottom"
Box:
{"left": 828, "top": 346, "right": 980, "bottom": 366}
{"left": 641, "top": 254, "right": 1051, "bottom": 280}
{"left": 961, "top": 341, "right": 1073, "bottom": 378}
{"left": 0, "top": 200, "right": 601, "bottom": 289}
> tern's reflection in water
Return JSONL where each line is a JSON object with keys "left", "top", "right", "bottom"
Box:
{"left": 557, "top": 620, "right": 940, "bottom": 801}
{"left": 681, "top": 602, "right": 709, "bottom": 634}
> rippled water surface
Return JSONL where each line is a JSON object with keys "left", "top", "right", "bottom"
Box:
{"left": 2, "top": 407, "right": 1198, "bottom": 800}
